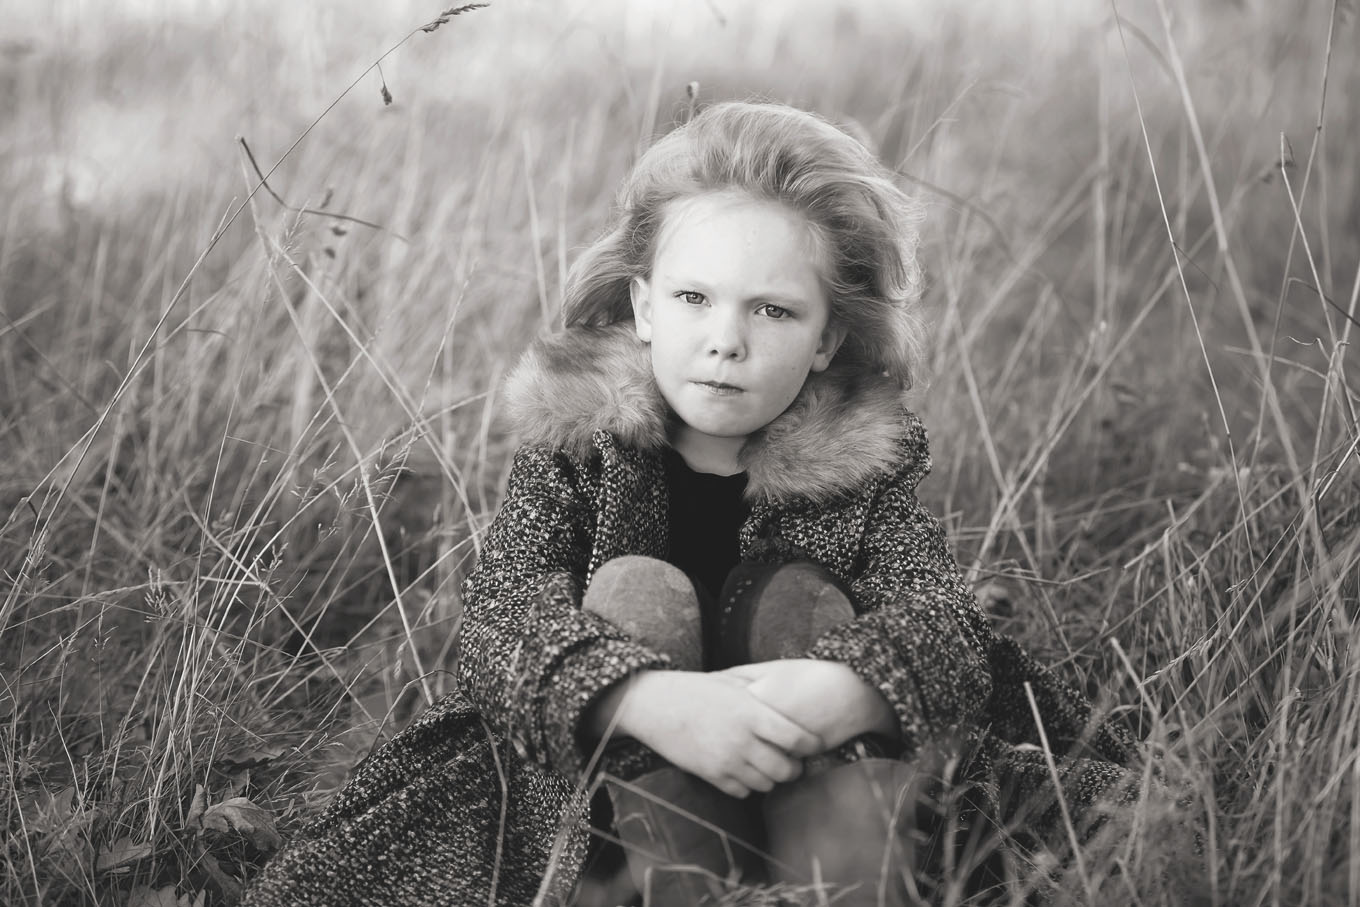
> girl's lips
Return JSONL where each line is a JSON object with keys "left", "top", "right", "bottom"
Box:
{"left": 695, "top": 380, "right": 743, "bottom": 395}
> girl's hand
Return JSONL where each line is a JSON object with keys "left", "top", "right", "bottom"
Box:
{"left": 610, "top": 670, "right": 825, "bottom": 798}
{"left": 720, "top": 659, "right": 901, "bottom": 750}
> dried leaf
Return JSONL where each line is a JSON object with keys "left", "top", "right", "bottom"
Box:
{"left": 21, "top": 786, "right": 97, "bottom": 877}
{"left": 39, "top": 827, "right": 93, "bottom": 879}
{"left": 222, "top": 769, "right": 250, "bottom": 800}
{"left": 215, "top": 740, "right": 287, "bottom": 769}
{"left": 127, "top": 884, "right": 202, "bottom": 907}
{"left": 185, "top": 783, "right": 207, "bottom": 828}
{"left": 198, "top": 851, "right": 243, "bottom": 900}
{"left": 197, "top": 797, "right": 283, "bottom": 852}
{"left": 95, "top": 836, "right": 153, "bottom": 873}
{"left": 127, "top": 885, "right": 181, "bottom": 907}
{"left": 21, "top": 786, "right": 84, "bottom": 834}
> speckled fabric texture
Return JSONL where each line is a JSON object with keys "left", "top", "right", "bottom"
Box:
{"left": 242, "top": 325, "right": 1146, "bottom": 907}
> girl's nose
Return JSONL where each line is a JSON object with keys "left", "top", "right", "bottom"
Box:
{"left": 707, "top": 310, "right": 747, "bottom": 360}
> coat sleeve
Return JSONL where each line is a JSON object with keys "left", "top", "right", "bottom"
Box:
{"left": 803, "top": 414, "right": 995, "bottom": 756}
{"left": 456, "top": 444, "right": 671, "bottom": 781}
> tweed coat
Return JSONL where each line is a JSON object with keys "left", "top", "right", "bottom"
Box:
{"left": 243, "top": 323, "right": 1144, "bottom": 907}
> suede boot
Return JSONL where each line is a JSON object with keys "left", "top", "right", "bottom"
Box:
{"left": 762, "top": 757, "right": 941, "bottom": 907}
{"left": 606, "top": 767, "right": 767, "bottom": 907}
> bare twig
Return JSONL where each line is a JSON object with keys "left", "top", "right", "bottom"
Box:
{"left": 237, "top": 137, "right": 404, "bottom": 239}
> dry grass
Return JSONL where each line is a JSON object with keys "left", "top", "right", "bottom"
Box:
{"left": 2, "top": 0, "right": 1358, "bottom": 904}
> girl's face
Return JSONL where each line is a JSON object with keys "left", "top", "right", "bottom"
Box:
{"left": 630, "top": 191, "right": 844, "bottom": 472}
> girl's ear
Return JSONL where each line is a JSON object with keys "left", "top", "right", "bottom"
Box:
{"left": 810, "top": 321, "right": 847, "bottom": 372}
{"left": 630, "top": 277, "right": 654, "bottom": 343}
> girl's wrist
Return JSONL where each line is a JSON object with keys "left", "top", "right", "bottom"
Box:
{"left": 823, "top": 662, "right": 900, "bottom": 741}
{"left": 852, "top": 679, "right": 900, "bottom": 739}
{"left": 585, "top": 670, "right": 661, "bottom": 742}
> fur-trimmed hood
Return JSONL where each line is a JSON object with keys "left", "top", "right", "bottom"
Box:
{"left": 503, "top": 323, "right": 914, "bottom": 504}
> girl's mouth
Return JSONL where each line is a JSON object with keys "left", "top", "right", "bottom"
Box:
{"left": 695, "top": 380, "right": 742, "bottom": 395}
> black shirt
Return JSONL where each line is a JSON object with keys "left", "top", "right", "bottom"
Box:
{"left": 662, "top": 446, "right": 750, "bottom": 665}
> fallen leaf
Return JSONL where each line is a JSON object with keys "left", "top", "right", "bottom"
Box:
{"left": 95, "top": 836, "right": 153, "bottom": 873}
{"left": 21, "top": 786, "right": 97, "bottom": 879}
{"left": 185, "top": 784, "right": 207, "bottom": 828}
{"left": 221, "top": 770, "right": 250, "bottom": 801}
{"left": 130, "top": 885, "right": 206, "bottom": 907}
{"left": 198, "top": 851, "right": 243, "bottom": 901}
{"left": 21, "top": 786, "right": 83, "bottom": 834}
{"left": 37, "top": 823, "right": 93, "bottom": 881}
{"left": 215, "top": 740, "right": 287, "bottom": 769}
{"left": 127, "top": 884, "right": 181, "bottom": 907}
{"left": 197, "top": 797, "right": 283, "bottom": 852}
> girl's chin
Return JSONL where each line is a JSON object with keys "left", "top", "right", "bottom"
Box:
{"left": 666, "top": 394, "right": 783, "bottom": 440}
{"left": 672, "top": 414, "right": 761, "bottom": 443}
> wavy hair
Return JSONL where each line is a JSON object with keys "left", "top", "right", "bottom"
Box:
{"left": 561, "top": 101, "right": 926, "bottom": 387}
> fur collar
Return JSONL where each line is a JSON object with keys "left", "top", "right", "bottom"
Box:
{"left": 503, "top": 323, "right": 912, "bottom": 504}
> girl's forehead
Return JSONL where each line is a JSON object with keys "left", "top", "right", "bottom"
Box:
{"left": 653, "top": 191, "right": 825, "bottom": 267}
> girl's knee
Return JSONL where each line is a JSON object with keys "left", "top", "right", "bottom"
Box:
{"left": 726, "top": 561, "right": 856, "bottom": 663}
{"left": 585, "top": 557, "right": 697, "bottom": 615}
{"left": 584, "top": 556, "right": 703, "bottom": 671}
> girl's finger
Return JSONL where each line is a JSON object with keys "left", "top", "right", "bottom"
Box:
{"left": 731, "top": 762, "right": 778, "bottom": 794}
{"left": 746, "top": 741, "right": 804, "bottom": 785}
{"left": 751, "top": 701, "right": 824, "bottom": 757}
{"left": 716, "top": 776, "right": 753, "bottom": 799}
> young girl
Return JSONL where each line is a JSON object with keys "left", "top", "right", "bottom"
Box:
{"left": 244, "top": 101, "right": 1145, "bottom": 907}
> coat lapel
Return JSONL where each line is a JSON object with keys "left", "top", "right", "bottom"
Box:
{"left": 584, "top": 433, "right": 669, "bottom": 583}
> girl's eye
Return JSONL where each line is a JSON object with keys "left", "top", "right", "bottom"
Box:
{"left": 677, "top": 291, "right": 705, "bottom": 305}
{"left": 758, "top": 303, "right": 791, "bottom": 319}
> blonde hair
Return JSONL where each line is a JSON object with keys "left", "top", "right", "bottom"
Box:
{"left": 562, "top": 101, "right": 927, "bottom": 387}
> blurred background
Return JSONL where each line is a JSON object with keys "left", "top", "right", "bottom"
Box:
{"left": 2, "top": 1, "right": 1357, "bottom": 904}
